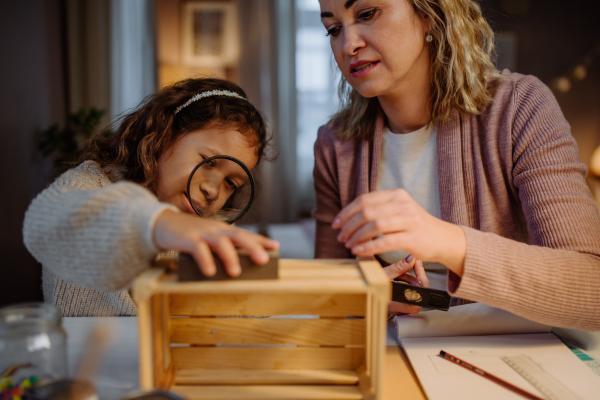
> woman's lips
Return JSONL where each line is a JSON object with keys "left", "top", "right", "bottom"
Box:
{"left": 350, "top": 60, "right": 379, "bottom": 78}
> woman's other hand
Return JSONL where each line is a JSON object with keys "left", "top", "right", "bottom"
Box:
{"left": 384, "top": 254, "right": 430, "bottom": 315}
{"left": 332, "top": 189, "right": 467, "bottom": 276}
{"left": 153, "top": 209, "right": 280, "bottom": 277}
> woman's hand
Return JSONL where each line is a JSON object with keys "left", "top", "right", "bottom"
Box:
{"left": 153, "top": 209, "right": 280, "bottom": 277}
{"left": 332, "top": 189, "right": 467, "bottom": 276}
{"left": 385, "top": 254, "right": 430, "bottom": 315}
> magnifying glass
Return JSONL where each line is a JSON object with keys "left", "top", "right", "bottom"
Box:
{"left": 186, "top": 155, "right": 255, "bottom": 224}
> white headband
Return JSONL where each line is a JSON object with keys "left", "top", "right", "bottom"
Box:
{"left": 175, "top": 90, "right": 247, "bottom": 114}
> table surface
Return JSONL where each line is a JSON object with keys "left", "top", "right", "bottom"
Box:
{"left": 64, "top": 316, "right": 600, "bottom": 400}
{"left": 63, "top": 316, "right": 427, "bottom": 400}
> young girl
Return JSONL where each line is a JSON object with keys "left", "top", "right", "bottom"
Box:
{"left": 314, "top": 0, "right": 600, "bottom": 330}
{"left": 23, "top": 78, "right": 279, "bottom": 317}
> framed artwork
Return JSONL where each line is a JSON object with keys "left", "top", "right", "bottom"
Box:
{"left": 180, "top": 1, "right": 240, "bottom": 68}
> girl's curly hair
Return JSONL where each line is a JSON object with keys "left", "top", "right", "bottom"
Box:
{"left": 74, "top": 78, "right": 269, "bottom": 192}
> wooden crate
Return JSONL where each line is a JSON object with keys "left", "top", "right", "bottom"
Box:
{"left": 132, "top": 257, "right": 391, "bottom": 400}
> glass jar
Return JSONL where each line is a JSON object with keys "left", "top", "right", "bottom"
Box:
{"left": 0, "top": 303, "right": 67, "bottom": 381}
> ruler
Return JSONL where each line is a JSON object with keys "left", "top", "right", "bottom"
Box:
{"left": 562, "top": 341, "right": 600, "bottom": 377}
{"left": 501, "top": 354, "right": 583, "bottom": 400}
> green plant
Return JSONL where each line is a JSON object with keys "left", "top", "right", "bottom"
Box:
{"left": 39, "top": 107, "right": 113, "bottom": 168}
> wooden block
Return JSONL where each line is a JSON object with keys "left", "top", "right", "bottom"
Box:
{"left": 177, "top": 250, "right": 279, "bottom": 281}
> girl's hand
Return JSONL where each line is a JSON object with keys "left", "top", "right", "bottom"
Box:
{"left": 332, "top": 189, "right": 467, "bottom": 276}
{"left": 153, "top": 209, "right": 279, "bottom": 277}
{"left": 384, "top": 254, "right": 430, "bottom": 315}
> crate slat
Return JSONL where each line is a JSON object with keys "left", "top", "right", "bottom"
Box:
{"left": 170, "top": 293, "right": 367, "bottom": 317}
{"left": 170, "top": 384, "right": 364, "bottom": 400}
{"left": 170, "top": 318, "right": 365, "bottom": 346}
{"left": 174, "top": 369, "right": 360, "bottom": 385}
{"left": 279, "top": 267, "right": 363, "bottom": 280}
{"left": 155, "top": 279, "right": 368, "bottom": 294}
{"left": 171, "top": 347, "right": 365, "bottom": 370}
{"left": 279, "top": 259, "right": 358, "bottom": 269}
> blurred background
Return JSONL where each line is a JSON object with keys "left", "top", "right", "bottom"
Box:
{"left": 1, "top": 0, "right": 599, "bottom": 307}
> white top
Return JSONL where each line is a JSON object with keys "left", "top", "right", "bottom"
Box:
{"left": 376, "top": 124, "right": 446, "bottom": 275}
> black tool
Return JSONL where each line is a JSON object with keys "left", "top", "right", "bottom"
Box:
{"left": 391, "top": 280, "right": 451, "bottom": 311}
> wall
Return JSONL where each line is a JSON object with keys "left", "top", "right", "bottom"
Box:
{"left": 0, "top": 1, "right": 66, "bottom": 306}
{"left": 481, "top": 0, "right": 600, "bottom": 166}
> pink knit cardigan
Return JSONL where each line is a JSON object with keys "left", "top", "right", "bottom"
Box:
{"left": 312, "top": 72, "right": 600, "bottom": 331}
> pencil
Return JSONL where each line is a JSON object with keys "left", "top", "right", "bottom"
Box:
{"left": 439, "top": 350, "right": 544, "bottom": 400}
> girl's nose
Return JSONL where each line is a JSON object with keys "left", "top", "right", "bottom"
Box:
{"left": 200, "top": 179, "right": 220, "bottom": 201}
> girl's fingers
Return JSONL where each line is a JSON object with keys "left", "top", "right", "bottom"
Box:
{"left": 191, "top": 240, "right": 217, "bottom": 277}
{"left": 228, "top": 231, "right": 272, "bottom": 265}
{"left": 209, "top": 236, "right": 242, "bottom": 277}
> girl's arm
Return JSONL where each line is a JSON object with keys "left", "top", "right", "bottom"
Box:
{"left": 23, "top": 162, "right": 175, "bottom": 292}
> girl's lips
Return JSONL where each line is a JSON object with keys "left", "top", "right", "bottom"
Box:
{"left": 183, "top": 193, "right": 196, "bottom": 214}
{"left": 183, "top": 192, "right": 205, "bottom": 214}
{"left": 350, "top": 61, "right": 379, "bottom": 78}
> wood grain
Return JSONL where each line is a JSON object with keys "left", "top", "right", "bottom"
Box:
{"left": 170, "top": 317, "right": 365, "bottom": 346}
{"left": 169, "top": 293, "right": 367, "bottom": 317}
{"left": 170, "top": 384, "right": 364, "bottom": 400}
{"left": 171, "top": 347, "right": 365, "bottom": 370}
{"left": 174, "top": 369, "right": 360, "bottom": 385}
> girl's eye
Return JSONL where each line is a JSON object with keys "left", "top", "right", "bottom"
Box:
{"left": 358, "top": 8, "right": 377, "bottom": 21}
{"left": 201, "top": 155, "right": 216, "bottom": 167}
{"left": 226, "top": 179, "right": 238, "bottom": 190}
{"left": 325, "top": 26, "right": 341, "bottom": 37}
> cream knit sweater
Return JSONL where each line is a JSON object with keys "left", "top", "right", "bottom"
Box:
{"left": 23, "top": 161, "right": 178, "bottom": 316}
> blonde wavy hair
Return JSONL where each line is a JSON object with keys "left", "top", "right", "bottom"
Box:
{"left": 332, "top": 0, "right": 500, "bottom": 140}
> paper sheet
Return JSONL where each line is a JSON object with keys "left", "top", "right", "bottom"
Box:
{"left": 400, "top": 333, "right": 600, "bottom": 400}
{"left": 396, "top": 302, "right": 551, "bottom": 338}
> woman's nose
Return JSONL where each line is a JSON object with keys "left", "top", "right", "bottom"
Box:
{"left": 341, "top": 25, "right": 366, "bottom": 56}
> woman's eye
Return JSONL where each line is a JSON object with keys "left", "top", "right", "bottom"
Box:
{"left": 358, "top": 8, "right": 377, "bottom": 21}
{"left": 325, "top": 26, "right": 341, "bottom": 37}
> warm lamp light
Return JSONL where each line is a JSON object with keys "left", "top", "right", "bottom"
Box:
{"left": 591, "top": 146, "right": 600, "bottom": 177}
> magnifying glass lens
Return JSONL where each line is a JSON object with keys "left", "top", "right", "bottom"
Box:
{"left": 187, "top": 156, "right": 254, "bottom": 223}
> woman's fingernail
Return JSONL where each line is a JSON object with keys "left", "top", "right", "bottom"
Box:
{"left": 404, "top": 254, "right": 414, "bottom": 263}
{"left": 231, "top": 264, "right": 242, "bottom": 276}
{"left": 345, "top": 239, "right": 353, "bottom": 247}
{"left": 332, "top": 218, "right": 341, "bottom": 227}
{"left": 418, "top": 280, "right": 423, "bottom": 286}
{"left": 337, "top": 233, "right": 344, "bottom": 242}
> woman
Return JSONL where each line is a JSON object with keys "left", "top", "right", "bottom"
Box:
{"left": 314, "top": 0, "right": 600, "bottom": 330}
{"left": 23, "top": 78, "right": 279, "bottom": 317}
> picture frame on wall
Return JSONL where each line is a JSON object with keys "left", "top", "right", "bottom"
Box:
{"left": 180, "top": 1, "right": 240, "bottom": 68}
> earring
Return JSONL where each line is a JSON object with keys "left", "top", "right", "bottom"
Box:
{"left": 426, "top": 34, "right": 433, "bottom": 42}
